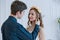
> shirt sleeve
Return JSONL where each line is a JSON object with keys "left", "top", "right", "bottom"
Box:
{"left": 15, "top": 23, "right": 34, "bottom": 40}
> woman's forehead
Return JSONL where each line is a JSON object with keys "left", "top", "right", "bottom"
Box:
{"left": 29, "top": 10, "right": 36, "bottom": 13}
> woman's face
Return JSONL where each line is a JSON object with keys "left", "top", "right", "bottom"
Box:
{"left": 29, "top": 10, "right": 37, "bottom": 22}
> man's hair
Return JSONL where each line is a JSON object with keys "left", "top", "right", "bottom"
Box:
{"left": 11, "top": 0, "right": 27, "bottom": 15}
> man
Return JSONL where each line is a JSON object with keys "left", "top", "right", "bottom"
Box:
{"left": 1, "top": 0, "right": 39, "bottom": 40}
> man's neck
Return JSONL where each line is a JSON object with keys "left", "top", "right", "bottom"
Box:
{"left": 10, "top": 14, "right": 17, "bottom": 20}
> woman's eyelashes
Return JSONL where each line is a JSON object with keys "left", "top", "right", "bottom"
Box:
{"left": 29, "top": 13, "right": 34, "bottom": 16}
{"left": 32, "top": 13, "right": 34, "bottom": 15}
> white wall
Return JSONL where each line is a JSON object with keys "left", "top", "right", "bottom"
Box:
{"left": 0, "top": 0, "right": 60, "bottom": 40}
{"left": 0, "top": 0, "right": 6, "bottom": 40}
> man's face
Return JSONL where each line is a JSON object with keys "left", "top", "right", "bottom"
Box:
{"left": 16, "top": 11, "right": 25, "bottom": 19}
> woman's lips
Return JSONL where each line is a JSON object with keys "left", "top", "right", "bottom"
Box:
{"left": 29, "top": 17, "right": 33, "bottom": 19}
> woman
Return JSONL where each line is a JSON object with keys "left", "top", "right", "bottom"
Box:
{"left": 27, "top": 7, "right": 45, "bottom": 40}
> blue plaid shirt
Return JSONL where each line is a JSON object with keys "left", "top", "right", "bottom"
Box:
{"left": 1, "top": 16, "right": 40, "bottom": 40}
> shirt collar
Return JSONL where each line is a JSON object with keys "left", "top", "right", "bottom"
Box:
{"left": 9, "top": 16, "right": 17, "bottom": 22}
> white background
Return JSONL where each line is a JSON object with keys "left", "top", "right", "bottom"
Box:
{"left": 0, "top": 0, "right": 60, "bottom": 40}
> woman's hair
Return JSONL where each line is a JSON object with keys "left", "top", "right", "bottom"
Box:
{"left": 28, "top": 7, "right": 43, "bottom": 27}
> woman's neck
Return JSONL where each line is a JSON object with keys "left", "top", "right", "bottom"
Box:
{"left": 31, "top": 21, "right": 36, "bottom": 27}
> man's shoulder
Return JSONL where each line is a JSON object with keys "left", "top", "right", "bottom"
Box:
{"left": 17, "top": 23, "right": 23, "bottom": 27}
{"left": 2, "top": 19, "right": 9, "bottom": 26}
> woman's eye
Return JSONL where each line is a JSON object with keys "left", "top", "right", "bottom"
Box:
{"left": 29, "top": 13, "right": 34, "bottom": 15}
{"left": 32, "top": 13, "right": 33, "bottom": 15}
